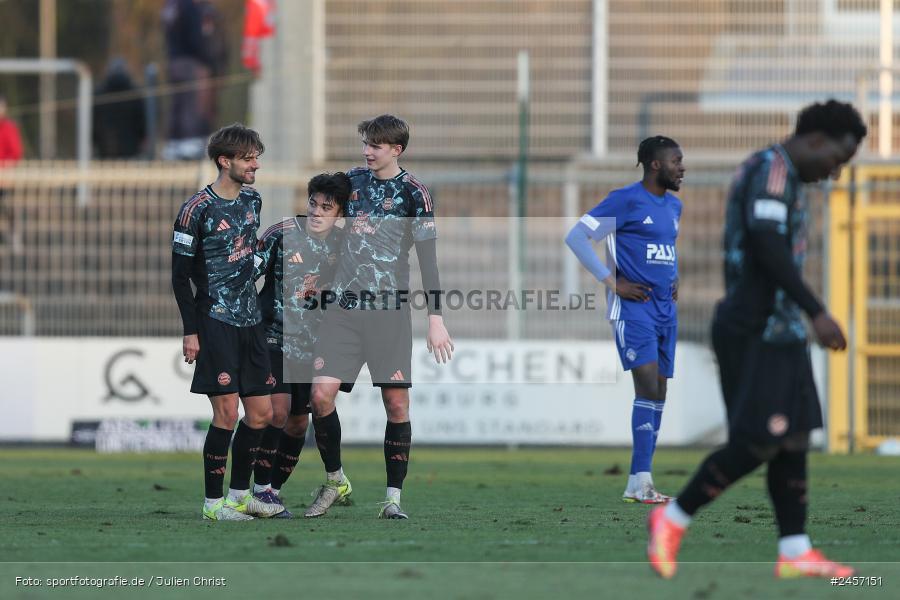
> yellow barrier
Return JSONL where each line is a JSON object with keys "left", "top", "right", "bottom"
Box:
{"left": 830, "top": 165, "right": 900, "bottom": 453}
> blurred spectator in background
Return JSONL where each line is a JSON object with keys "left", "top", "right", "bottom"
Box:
{"left": 0, "top": 95, "right": 23, "bottom": 166}
{"left": 0, "top": 94, "right": 23, "bottom": 252}
{"left": 161, "top": 0, "right": 212, "bottom": 160}
{"left": 93, "top": 58, "right": 147, "bottom": 159}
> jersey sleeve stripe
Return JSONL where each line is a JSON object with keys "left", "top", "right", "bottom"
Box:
{"left": 405, "top": 174, "right": 434, "bottom": 213}
{"left": 178, "top": 192, "right": 209, "bottom": 227}
{"left": 261, "top": 219, "right": 294, "bottom": 240}
{"left": 766, "top": 152, "right": 787, "bottom": 197}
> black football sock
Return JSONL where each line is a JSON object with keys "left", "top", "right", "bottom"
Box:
{"left": 271, "top": 431, "right": 305, "bottom": 490}
{"left": 767, "top": 448, "right": 808, "bottom": 538}
{"left": 229, "top": 420, "right": 265, "bottom": 492}
{"left": 675, "top": 442, "right": 764, "bottom": 516}
{"left": 384, "top": 421, "right": 412, "bottom": 489}
{"left": 313, "top": 409, "right": 343, "bottom": 473}
{"left": 253, "top": 425, "right": 283, "bottom": 487}
{"left": 203, "top": 425, "right": 232, "bottom": 499}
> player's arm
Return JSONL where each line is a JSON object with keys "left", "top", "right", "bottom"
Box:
{"left": 254, "top": 228, "right": 279, "bottom": 282}
{"left": 744, "top": 192, "right": 845, "bottom": 349}
{"left": 565, "top": 195, "right": 650, "bottom": 301}
{"left": 409, "top": 178, "right": 453, "bottom": 363}
{"left": 172, "top": 203, "right": 202, "bottom": 363}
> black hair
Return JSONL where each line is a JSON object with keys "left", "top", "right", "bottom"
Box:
{"left": 636, "top": 135, "right": 680, "bottom": 168}
{"left": 795, "top": 100, "right": 867, "bottom": 143}
{"left": 307, "top": 172, "right": 352, "bottom": 210}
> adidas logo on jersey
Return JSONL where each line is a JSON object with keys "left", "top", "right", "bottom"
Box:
{"left": 216, "top": 219, "right": 231, "bottom": 231}
{"left": 642, "top": 216, "right": 654, "bottom": 225}
{"left": 288, "top": 252, "right": 303, "bottom": 264}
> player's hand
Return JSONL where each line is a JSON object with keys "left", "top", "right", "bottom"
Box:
{"left": 183, "top": 334, "right": 200, "bottom": 364}
{"left": 426, "top": 315, "right": 454, "bottom": 364}
{"left": 615, "top": 278, "right": 651, "bottom": 302}
{"left": 811, "top": 312, "right": 847, "bottom": 351}
{"left": 672, "top": 280, "right": 679, "bottom": 302}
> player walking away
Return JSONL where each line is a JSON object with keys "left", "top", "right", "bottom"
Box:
{"left": 307, "top": 114, "right": 454, "bottom": 519}
{"left": 250, "top": 173, "right": 355, "bottom": 518}
{"left": 171, "top": 123, "right": 283, "bottom": 521}
{"left": 565, "top": 136, "right": 684, "bottom": 504}
{"left": 647, "top": 100, "right": 866, "bottom": 579}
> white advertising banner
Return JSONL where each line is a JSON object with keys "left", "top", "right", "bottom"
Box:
{"left": 0, "top": 337, "right": 825, "bottom": 446}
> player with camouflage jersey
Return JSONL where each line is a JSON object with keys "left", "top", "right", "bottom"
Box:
{"left": 647, "top": 101, "right": 866, "bottom": 580}
{"left": 307, "top": 115, "right": 454, "bottom": 520}
{"left": 249, "top": 173, "right": 354, "bottom": 516}
{"left": 171, "top": 124, "right": 282, "bottom": 521}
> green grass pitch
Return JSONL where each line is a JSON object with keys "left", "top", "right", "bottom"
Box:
{"left": 1, "top": 447, "right": 897, "bottom": 599}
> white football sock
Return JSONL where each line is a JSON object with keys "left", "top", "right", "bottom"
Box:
{"left": 778, "top": 534, "right": 812, "bottom": 559}
{"left": 636, "top": 471, "right": 654, "bottom": 487}
{"left": 625, "top": 474, "right": 637, "bottom": 493}
{"left": 386, "top": 487, "right": 402, "bottom": 502}
{"left": 663, "top": 500, "right": 692, "bottom": 528}
{"left": 326, "top": 468, "right": 344, "bottom": 483}
{"left": 253, "top": 483, "right": 271, "bottom": 494}
{"left": 227, "top": 488, "right": 249, "bottom": 503}
{"left": 204, "top": 497, "right": 223, "bottom": 508}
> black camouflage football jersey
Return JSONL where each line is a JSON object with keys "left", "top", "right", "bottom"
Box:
{"left": 719, "top": 145, "right": 810, "bottom": 344}
{"left": 172, "top": 185, "right": 263, "bottom": 327}
{"left": 332, "top": 167, "right": 436, "bottom": 296}
{"left": 257, "top": 216, "right": 340, "bottom": 361}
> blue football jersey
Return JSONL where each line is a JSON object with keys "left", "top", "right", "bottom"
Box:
{"left": 580, "top": 182, "right": 681, "bottom": 324}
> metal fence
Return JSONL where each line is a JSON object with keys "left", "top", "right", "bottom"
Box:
{"left": 0, "top": 159, "right": 827, "bottom": 343}
{"left": 323, "top": 0, "right": 896, "bottom": 161}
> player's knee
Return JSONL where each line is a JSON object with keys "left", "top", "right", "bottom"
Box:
{"left": 382, "top": 393, "right": 409, "bottom": 420}
{"left": 310, "top": 388, "right": 336, "bottom": 416}
{"left": 270, "top": 406, "right": 289, "bottom": 428}
{"left": 213, "top": 405, "right": 240, "bottom": 428}
{"left": 244, "top": 403, "right": 273, "bottom": 428}
{"left": 284, "top": 414, "right": 309, "bottom": 438}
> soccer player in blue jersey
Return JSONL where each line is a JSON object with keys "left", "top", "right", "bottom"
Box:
{"left": 171, "top": 124, "right": 283, "bottom": 521}
{"left": 565, "top": 136, "right": 684, "bottom": 504}
{"left": 647, "top": 101, "right": 865, "bottom": 580}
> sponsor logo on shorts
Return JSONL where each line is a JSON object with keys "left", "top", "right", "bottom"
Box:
{"left": 767, "top": 413, "right": 789, "bottom": 436}
{"left": 383, "top": 197, "right": 394, "bottom": 210}
{"left": 266, "top": 373, "right": 276, "bottom": 386}
{"left": 626, "top": 348, "right": 637, "bottom": 362}
{"left": 217, "top": 372, "right": 232, "bottom": 386}
{"left": 390, "top": 370, "right": 405, "bottom": 381}
{"left": 314, "top": 357, "right": 325, "bottom": 370}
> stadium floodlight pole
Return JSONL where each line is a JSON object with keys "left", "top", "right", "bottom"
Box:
{"left": 879, "top": 0, "right": 893, "bottom": 158}
{"left": 508, "top": 49, "right": 530, "bottom": 340}
{"left": 0, "top": 58, "right": 92, "bottom": 205}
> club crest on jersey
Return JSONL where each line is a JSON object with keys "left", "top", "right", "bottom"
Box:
{"left": 327, "top": 253, "right": 337, "bottom": 265}
{"left": 351, "top": 212, "right": 377, "bottom": 235}
{"left": 350, "top": 190, "right": 358, "bottom": 201}
{"left": 646, "top": 243, "right": 676, "bottom": 264}
{"left": 382, "top": 197, "right": 394, "bottom": 210}
{"left": 295, "top": 274, "right": 321, "bottom": 300}
{"left": 246, "top": 210, "right": 255, "bottom": 223}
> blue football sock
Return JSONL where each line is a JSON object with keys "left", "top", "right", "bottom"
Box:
{"left": 630, "top": 397, "right": 656, "bottom": 475}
